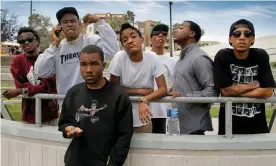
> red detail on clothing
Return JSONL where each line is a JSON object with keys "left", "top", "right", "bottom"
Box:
{"left": 10, "top": 53, "right": 59, "bottom": 123}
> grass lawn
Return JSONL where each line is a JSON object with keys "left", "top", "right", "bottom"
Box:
{"left": 1, "top": 82, "right": 14, "bottom": 87}
{"left": 4, "top": 102, "right": 275, "bottom": 124}
{"left": 210, "top": 106, "right": 275, "bottom": 124}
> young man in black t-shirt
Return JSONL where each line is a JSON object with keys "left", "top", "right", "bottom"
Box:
{"left": 214, "top": 19, "right": 276, "bottom": 135}
{"left": 58, "top": 45, "right": 133, "bottom": 166}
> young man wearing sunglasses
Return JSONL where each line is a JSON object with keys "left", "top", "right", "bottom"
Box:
{"left": 32, "top": 7, "right": 119, "bottom": 98}
{"left": 147, "top": 24, "right": 177, "bottom": 134}
{"left": 108, "top": 23, "right": 168, "bottom": 133}
{"left": 2, "top": 27, "right": 59, "bottom": 125}
{"left": 169, "top": 21, "right": 217, "bottom": 135}
{"left": 214, "top": 19, "right": 276, "bottom": 134}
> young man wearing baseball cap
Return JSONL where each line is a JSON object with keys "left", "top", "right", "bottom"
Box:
{"left": 32, "top": 7, "right": 119, "bottom": 97}
{"left": 214, "top": 19, "right": 276, "bottom": 134}
{"left": 147, "top": 24, "right": 177, "bottom": 134}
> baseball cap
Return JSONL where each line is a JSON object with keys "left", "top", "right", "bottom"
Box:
{"left": 56, "top": 7, "right": 79, "bottom": 23}
{"left": 229, "top": 19, "right": 255, "bottom": 36}
{"left": 151, "top": 24, "right": 169, "bottom": 37}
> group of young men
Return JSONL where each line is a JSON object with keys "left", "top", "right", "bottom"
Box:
{"left": 2, "top": 6, "right": 275, "bottom": 166}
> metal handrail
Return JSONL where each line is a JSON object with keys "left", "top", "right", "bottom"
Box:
{"left": 4, "top": 93, "right": 275, "bottom": 139}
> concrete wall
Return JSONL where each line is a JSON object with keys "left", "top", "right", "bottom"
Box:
{"left": 2, "top": 119, "right": 276, "bottom": 166}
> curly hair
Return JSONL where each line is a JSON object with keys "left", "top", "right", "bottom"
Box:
{"left": 17, "top": 27, "right": 40, "bottom": 42}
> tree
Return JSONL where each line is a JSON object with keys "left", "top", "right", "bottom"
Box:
{"left": 173, "top": 23, "right": 181, "bottom": 30}
{"left": 28, "top": 14, "right": 53, "bottom": 52}
{"left": 106, "top": 16, "right": 122, "bottom": 31}
{"left": 1, "top": 9, "right": 21, "bottom": 42}
{"left": 125, "top": 10, "right": 135, "bottom": 25}
{"left": 152, "top": 20, "right": 163, "bottom": 27}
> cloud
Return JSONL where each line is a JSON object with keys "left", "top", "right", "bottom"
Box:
{"left": 2, "top": 1, "right": 276, "bottom": 43}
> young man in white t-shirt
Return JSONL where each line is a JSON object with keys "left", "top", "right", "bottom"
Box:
{"left": 147, "top": 24, "right": 177, "bottom": 134}
{"left": 108, "top": 23, "right": 168, "bottom": 133}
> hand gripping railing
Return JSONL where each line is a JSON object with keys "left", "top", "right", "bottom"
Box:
{"left": 29, "top": 94, "right": 276, "bottom": 139}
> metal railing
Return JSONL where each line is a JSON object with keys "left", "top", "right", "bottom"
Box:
{"left": 4, "top": 93, "right": 274, "bottom": 139}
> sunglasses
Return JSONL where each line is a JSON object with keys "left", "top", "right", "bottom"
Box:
{"left": 152, "top": 31, "right": 168, "bottom": 36}
{"left": 231, "top": 31, "right": 253, "bottom": 38}
{"left": 18, "top": 36, "right": 37, "bottom": 44}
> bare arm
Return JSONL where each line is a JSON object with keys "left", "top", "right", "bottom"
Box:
{"left": 240, "top": 88, "right": 274, "bottom": 98}
{"left": 110, "top": 74, "right": 120, "bottom": 85}
{"left": 220, "top": 82, "right": 259, "bottom": 97}
{"left": 110, "top": 74, "right": 153, "bottom": 96}
{"left": 143, "top": 74, "right": 167, "bottom": 102}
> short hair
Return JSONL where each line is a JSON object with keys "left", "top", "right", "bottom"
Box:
{"left": 17, "top": 27, "right": 40, "bottom": 42}
{"left": 184, "top": 21, "right": 202, "bottom": 42}
{"left": 119, "top": 23, "right": 142, "bottom": 43}
{"left": 80, "top": 45, "right": 104, "bottom": 62}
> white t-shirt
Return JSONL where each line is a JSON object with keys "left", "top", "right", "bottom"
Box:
{"left": 108, "top": 50, "right": 166, "bottom": 127}
{"left": 146, "top": 51, "right": 177, "bottom": 118}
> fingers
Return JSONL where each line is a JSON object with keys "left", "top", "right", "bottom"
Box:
{"left": 82, "top": 14, "right": 92, "bottom": 24}
{"left": 51, "top": 25, "right": 62, "bottom": 43}
{"left": 139, "top": 105, "right": 152, "bottom": 125}
{"left": 168, "top": 91, "right": 180, "bottom": 98}
{"left": 82, "top": 14, "right": 99, "bottom": 24}
{"left": 66, "top": 126, "right": 83, "bottom": 137}
{"left": 2, "top": 90, "right": 8, "bottom": 96}
{"left": 74, "top": 127, "right": 83, "bottom": 137}
{"left": 2, "top": 90, "right": 13, "bottom": 99}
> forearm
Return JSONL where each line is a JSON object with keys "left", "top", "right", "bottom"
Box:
{"left": 187, "top": 86, "right": 219, "bottom": 97}
{"left": 144, "top": 87, "right": 167, "bottom": 102}
{"left": 220, "top": 84, "right": 255, "bottom": 97}
{"left": 34, "top": 46, "right": 57, "bottom": 78}
{"left": 97, "top": 19, "right": 120, "bottom": 59}
{"left": 123, "top": 88, "right": 143, "bottom": 96}
{"left": 240, "top": 88, "right": 274, "bottom": 98}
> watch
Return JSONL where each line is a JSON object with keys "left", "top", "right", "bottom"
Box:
{"left": 22, "top": 88, "right": 28, "bottom": 97}
{"left": 139, "top": 98, "right": 149, "bottom": 105}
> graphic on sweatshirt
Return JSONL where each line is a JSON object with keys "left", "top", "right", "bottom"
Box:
{"left": 60, "top": 52, "right": 80, "bottom": 65}
{"left": 75, "top": 100, "right": 107, "bottom": 123}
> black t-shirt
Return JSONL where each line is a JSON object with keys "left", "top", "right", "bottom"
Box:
{"left": 58, "top": 80, "right": 133, "bottom": 166}
{"left": 214, "top": 48, "right": 276, "bottom": 134}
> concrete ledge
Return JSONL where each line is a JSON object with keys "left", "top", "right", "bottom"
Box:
{"left": 2, "top": 119, "right": 276, "bottom": 166}
{"left": 2, "top": 119, "right": 276, "bottom": 151}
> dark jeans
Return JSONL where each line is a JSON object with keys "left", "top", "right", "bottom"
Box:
{"left": 152, "top": 118, "right": 167, "bottom": 134}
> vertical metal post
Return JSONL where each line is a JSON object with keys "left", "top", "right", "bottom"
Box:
{"left": 268, "top": 107, "right": 276, "bottom": 132}
{"left": 30, "top": 0, "right": 33, "bottom": 27}
{"left": 169, "top": 1, "right": 173, "bottom": 57}
{"left": 35, "top": 97, "right": 42, "bottom": 127}
{"left": 225, "top": 101, "right": 233, "bottom": 138}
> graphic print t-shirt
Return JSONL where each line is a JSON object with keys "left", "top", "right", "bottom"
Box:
{"left": 214, "top": 48, "right": 276, "bottom": 134}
